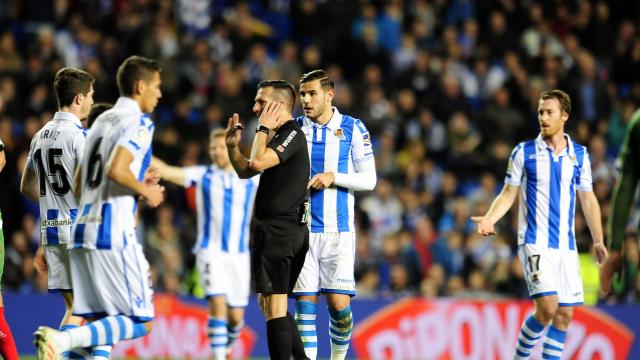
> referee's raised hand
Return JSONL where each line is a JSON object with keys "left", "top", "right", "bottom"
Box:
{"left": 259, "top": 101, "right": 283, "bottom": 129}
{"left": 225, "top": 113, "right": 243, "bottom": 148}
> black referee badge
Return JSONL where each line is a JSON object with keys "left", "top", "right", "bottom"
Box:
{"left": 335, "top": 128, "right": 346, "bottom": 140}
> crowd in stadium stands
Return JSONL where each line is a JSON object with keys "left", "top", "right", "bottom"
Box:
{"left": 1, "top": 0, "right": 640, "bottom": 305}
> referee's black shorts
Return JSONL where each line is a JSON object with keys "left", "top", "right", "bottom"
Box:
{"left": 251, "top": 215, "right": 309, "bottom": 294}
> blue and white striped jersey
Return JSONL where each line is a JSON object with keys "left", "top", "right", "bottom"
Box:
{"left": 505, "top": 134, "right": 593, "bottom": 250}
{"left": 297, "top": 107, "right": 375, "bottom": 233}
{"left": 184, "top": 165, "right": 259, "bottom": 254}
{"left": 26, "top": 112, "right": 85, "bottom": 245}
{"left": 71, "top": 97, "right": 154, "bottom": 250}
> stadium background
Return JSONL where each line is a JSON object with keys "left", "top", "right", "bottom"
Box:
{"left": 0, "top": 0, "right": 639, "bottom": 358}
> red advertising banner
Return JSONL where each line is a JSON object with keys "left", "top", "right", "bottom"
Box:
{"left": 111, "top": 294, "right": 257, "bottom": 359}
{"left": 352, "top": 299, "right": 633, "bottom": 360}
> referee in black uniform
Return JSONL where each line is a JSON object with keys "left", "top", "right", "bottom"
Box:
{"left": 226, "top": 80, "right": 310, "bottom": 360}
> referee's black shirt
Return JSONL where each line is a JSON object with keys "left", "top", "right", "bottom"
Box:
{"left": 254, "top": 120, "right": 310, "bottom": 218}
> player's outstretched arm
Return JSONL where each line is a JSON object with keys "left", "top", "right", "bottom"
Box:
{"left": 578, "top": 190, "right": 609, "bottom": 266}
{"left": 107, "top": 146, "right": 164, "bottom": 208}
{"left": 470, "top": 184, "right": 519, "bottom": 236}
{"left": 19, "top": 165, "right": 39, "bottom": 202}
{"left": 151, "top": 156, "right": 186, "bottom": 187}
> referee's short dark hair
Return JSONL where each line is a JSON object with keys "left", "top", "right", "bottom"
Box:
{"left": 541, "top": 89, "right": 571, "bottom": 115}
{"left": 257, "top": 79, "right": 296, "bottom": 112}
{"left": 53, "top": 67, "right": 95, "bottom": 109}
{"left": 300, "top": 69, "right": 334, "bottom": 91}
{"left": 116, "top": 55, "right": 161, "bottom": 97}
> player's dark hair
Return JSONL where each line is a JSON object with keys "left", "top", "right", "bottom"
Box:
{"left": 87, "top": 103, "right": 112, "bottom": 128}
{"left": 299, "top": 69, "right": 334, "bottom": 91}
{"left": 257, "top": 79, "right": 296, "bottom": 111}
{"left": 116, "top": 55, "right": 161, "bottom": 97}
{"left": 53, "top": 67, "right": 95, "bottom": 109}
{"left": 540, "top": 89, "right": 571, "bottom": 115}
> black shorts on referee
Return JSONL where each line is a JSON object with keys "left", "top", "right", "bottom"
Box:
{"left": 252, "top": 215, "right": 309, "bottom": 294}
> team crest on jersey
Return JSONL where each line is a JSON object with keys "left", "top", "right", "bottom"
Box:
{"left": 334, "top": 128, "right": 345, "bottom": 140}
{"left": 135, "top": 127, "right": 149, "bottom": 144}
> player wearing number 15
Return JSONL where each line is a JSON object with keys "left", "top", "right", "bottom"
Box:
{"left": 34, "top": 56, "right": 165, "bottom": 360}
{"left": 471, "top": 90, "right": 608, "bottom": 360}
{"left": 20, "top": 67, "right": 95, "bottom": 340}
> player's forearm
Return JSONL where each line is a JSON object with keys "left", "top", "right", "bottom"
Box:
{"left": 107, "top": 164, "right": 151, "bottom": 198}
{"left": 0, "top": 151, "right": 5, "bottom": 173}
{"left": 333, "top": 169, "right": 377, "bottom": 191}
{"left": 228, "top": 145, "right": 255, "bottom": 179}
{"left": 581, "top": 191, "right": 604, "bottom": 246}
{"left": 608, "top": 173, "right": 637, "bottom": 251}
{"left": 249, "top": 132, "right": 270, "bottom": 171}
{"left": 19, "top": 167, "right": 39, "bottom": 202}
{"left": 151, "top": 157, "right": 186, "bottom": 187}
{"left": 72, "top": 166, "right": 82, "bottom": 200}
{"left": 483, "top": 185, "right": 518, "bottom": 224}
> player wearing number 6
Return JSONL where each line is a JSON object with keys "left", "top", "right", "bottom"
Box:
{"left": 34, "top": 56, "right": 165, "bottom": 360}
{"left": 20, "top": 67, "right": 95, "bottom": 358}
{"left": 471, "top": 89, "right": 609, "bottom": 360}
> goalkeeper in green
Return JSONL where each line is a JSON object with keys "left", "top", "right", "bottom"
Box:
{"left": 603, "top": 108, "right": 640, "bottom": 295}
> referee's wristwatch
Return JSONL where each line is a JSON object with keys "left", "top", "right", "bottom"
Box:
{"left": 256, "top": 125, "right": 270, "bottom": 134}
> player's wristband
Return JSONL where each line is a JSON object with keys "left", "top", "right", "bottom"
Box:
{"left": 256, "top": 125, "right": 270, "bottom": 134}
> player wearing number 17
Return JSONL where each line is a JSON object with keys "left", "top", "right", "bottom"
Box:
{"left": 34, "top": 56, "right": 165, "bottom": 360}
{"left": 20, "top": 68, "right": 95, "bottom": 358}
{"left": 471, "top": 90, "right": 608, "bottom": 360}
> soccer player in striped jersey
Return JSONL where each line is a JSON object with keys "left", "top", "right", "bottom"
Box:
{"left": 602, "top": 108, "right": 640, "bottom": 295}
{"left": 152, "top": 128, "right": 259, "bottom": 359}
{"left": 34, "top": 56, "right": 165, "bottom": 360}
{"left": 20, "top": 68, "right": 95, "bottom": 357}
{"left": 0, "top": 137, "right": 19, "bottom": 360}
{"left": 471, "top": 89, "right": 609, "bottom": 360}
{"left": 293, "top": 70, "right": 377, "bottom": 360}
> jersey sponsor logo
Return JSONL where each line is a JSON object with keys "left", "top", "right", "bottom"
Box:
{"left": 334, "top": 128, "right": 346, "bottom": 140}
{"left": 41, "top": 218, "right": 74, "bottom": 227}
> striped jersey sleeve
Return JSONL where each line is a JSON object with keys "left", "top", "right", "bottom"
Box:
{"left": 505, "top": 143, "right": 525, "bottom": 186}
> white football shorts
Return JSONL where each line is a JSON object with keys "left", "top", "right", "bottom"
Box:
{"left": 44, "top": 244, "right": 72, "bottom": 293}
{"left": 518, "top": 243, "right": 584, "bottom": 306}
{"left": 69, "top": 243, "right": 154, "bottom": 321}
{"left": 196, "top": 249, "right": 250, "bottom": 307}
{"left": 293, "top": 232, "right": 356, "bottom": 296}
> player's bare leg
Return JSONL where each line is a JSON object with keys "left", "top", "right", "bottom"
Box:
{"left": 514, "top": 295, "right": 557, "bottom": 359}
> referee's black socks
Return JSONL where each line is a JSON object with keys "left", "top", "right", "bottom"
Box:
{"left": 267, "top": 316, "right": 292, "bottom": 360}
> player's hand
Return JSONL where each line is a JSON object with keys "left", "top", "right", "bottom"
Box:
{"left": 34, "top": 246, "right": 47, "bottom": 275}
{"left": 144, "top": 184, "right": 165, "bottom": 208}
{"left": 308, "top": 172, "right": 335, "bottom": 190}
{"left": 471, "top": 215, "right": 495, "bottom": 236}
{"left": 259, "top": 102, "right": 283, "bottom": 129}
{"left": 593, "top": 242, "right": 609, "bottom": 267}
{"left": 599, "top": 250, "right": 622, "bottom": 296}
{"left": 144, "top": 165, "right": 161, "bottom": 186}
{"left": 225, "top": 113, "right": 243, "bottom": 148}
